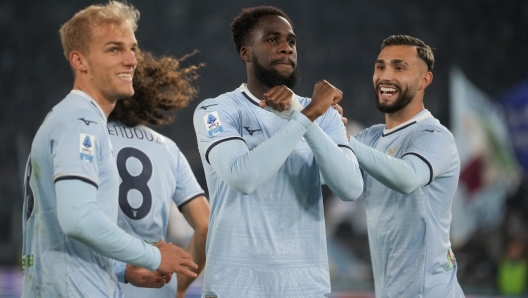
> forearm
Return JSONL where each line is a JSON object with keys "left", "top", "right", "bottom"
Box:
{"left": 349, "top": 137, "right": 430, "bottom": 193}
{"left": 176, "top": 231, "right": 207, "bottom": 296}
{"left": 304, "top": 122, "right": 363, "bottom": 201}
{"left": 210, "top": 111, "right": 312, "bottom": 194}
{"left": 56, "top": 180, "right": 161, "bottom": 270}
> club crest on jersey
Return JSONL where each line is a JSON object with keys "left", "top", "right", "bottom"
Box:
{"left": 204, "top": 111, "right": 224, "bottom": 137}
{"left": 80, "top": 133, "right": 95, "bottom": 162}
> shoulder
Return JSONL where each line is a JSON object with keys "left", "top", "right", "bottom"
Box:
{"left": 412, "top": 118, "right": 455, "bottom": 143}
{"left": 356, "top": 124, "right": 384, "bottom": 139}
{"left": 194, "top": 89, "right": 243, "bottom": 114}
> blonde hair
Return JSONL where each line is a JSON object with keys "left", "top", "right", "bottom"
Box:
{"left": 59, "top": 1, "right": 140, "bottom": 60}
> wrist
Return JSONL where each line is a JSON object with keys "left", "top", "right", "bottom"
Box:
{"left": 301, "top": 105, "right": 319, "bottom": 122}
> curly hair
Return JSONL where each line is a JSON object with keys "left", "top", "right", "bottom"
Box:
{"left": 60, "top": 1, "right": 140, "bottom": 60}
{"left": 231, "top": 6, "right": 293, "bottom": 54}
{"left": 381, "top": 35, "right": 434, "bottom": 71}
{"left": 109, "top": 49, "right": 203, "bottom": 127}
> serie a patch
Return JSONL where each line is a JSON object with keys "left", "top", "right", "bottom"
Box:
{"left": 80, "top": 133, "right": 95, "bottom": 162}
{"left": 204, "top": 111, "right": 224, "bottom": 137}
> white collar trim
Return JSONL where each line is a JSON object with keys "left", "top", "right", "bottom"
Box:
{"left": 70, "top": 90, "right": 107, "bottom": 123}
{"left": 382, "top": 110, "right": 433, "bottom": 135}
{"left": 239, "top": 83, "right": 261, "bottom": 105}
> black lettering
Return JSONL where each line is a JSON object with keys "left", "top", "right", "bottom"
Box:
{"left": 107, "top": 124, "right": 116, "bottom": 136}
{"left": 145, "top": 130, "right": 154, "bottom": 142}
{"left": 123, "top": 127, "right": 134, "bottom": 139}
{"left": 134, "top": 128, "right": 144, "bottom": 139}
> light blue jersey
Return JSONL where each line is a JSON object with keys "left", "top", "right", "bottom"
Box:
{"left": 193, "top": 84, "right": 355, "bottom": 298}
{"left": 354, "top": 110, "right": 464, "bottom": 298}
{"left": 108, "top": 121, "right": 205, "bottom": 297}
{"left": 22, "top": 90, "right": 121, "bottom": 297}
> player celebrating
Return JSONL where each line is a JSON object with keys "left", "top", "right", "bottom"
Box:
{"left": 109, "top": 49, "right": 210, "bottom": 298}
{"left": 348, "top": 35, "right": 465, "bottom": 297}
{"left": 193, "top": 6, "right": 363, "bottom": 297}
{"left": 22, "top": 2, "right": 197, "bottom": 297}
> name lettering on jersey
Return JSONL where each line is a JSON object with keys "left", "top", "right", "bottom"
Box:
{"left": 78, "top": 118, "right": 98, "bottom": 126}
{"left": 22, "top": 254, "right": 34, "bottom": 268}
{"left": 204, "top": 111, "right": 224, "bottom": 137}
{"left": 80, "top": 134, "right": 95, "bottom": 162}
{"left": 199, "top": 104, "right": 218, "bottom": 110}
{"left": 107, "top": 124, "right": 165, "bottom": 144}
{"left": 205, "top": 295, "right": 217, "bottom": 298}
{"left": 243, "top": 126, "right": 262, "bottom": 136}
{"left": 386, "top": 146, "right": 398, "bottom": 156}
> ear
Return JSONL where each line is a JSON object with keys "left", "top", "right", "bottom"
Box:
{"left": 240, "top": 46, "right": 251, "bottom": 63}
{"left": 70, "top": 50, "right": 88, "bottom": 73}
{"left": 420, "top": 71, "right": 433, "bottom": 90}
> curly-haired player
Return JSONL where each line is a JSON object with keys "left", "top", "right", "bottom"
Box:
{"left": 108, "top": 49, "right": 210, "bottom": 298}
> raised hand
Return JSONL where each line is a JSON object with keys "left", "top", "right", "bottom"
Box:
{"left": 124, "top": 264, "right": 171, "bottom": 288}
{"left": 302, "top": 80, "right": 343, "bottom": 122}
{"left": 259, "top": 85, "right": 303, "bottom": 119}
{"left": 154, "top": 240, "right": 198, "bottom": 278}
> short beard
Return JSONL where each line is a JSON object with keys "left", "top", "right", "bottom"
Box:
{"left": 251, "top": 54, "right": 300, "bottom": 89}
{"left": 375, "top": 85, "right": 415, "bottom": 114}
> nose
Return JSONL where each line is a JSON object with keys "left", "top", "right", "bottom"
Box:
{"left": 124, "top": 50, "right": 138, "bottom": 69}
{"left": 278, "top": 40, "right": 293, "bottom": 55}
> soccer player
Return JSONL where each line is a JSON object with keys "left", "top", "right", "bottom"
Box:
{"left": 348, "top": 35, "right": 465, "bottom": 297}
{"left": 193, "top": 6, "right": 363, "bottom": 297}
{"left": 108, "top": 49, "right": 210, "bottom": 298}
{"left": 22, "top": 2, "right": 197, "bottom": 297}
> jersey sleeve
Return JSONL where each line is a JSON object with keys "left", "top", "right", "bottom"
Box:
{"left": 168, "top": 142, "right": 205, "bottom": 209}
{"left": 316, "top": 105, "right": 350, "bottom": 148}
{"left": 50, "top": 110, "right": 108, "bottom": 187}
{"left": 193, "top": 98, "right": 245, "bottom": 163}
{"left": 402, "top": 125, "right": 457, "bottom": 184}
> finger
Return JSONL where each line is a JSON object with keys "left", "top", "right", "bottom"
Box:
{"left": 180, "top": 259, "right": 199, "bottom": 270}
{"left": 154, "top": 240, "right": 165, "bottom": 247}
{"left": 263, "top": 85, "right": 281, "bottom": 98}
{"left": 332, "top": 104, "right": 343, "bottom": 116}
{"left": 259, "top": 100, "right": 267, "bottom": 109}
{"left": 164, "top": 274, "right": 172, "bottom": 284}
{"left": 177, "top": 267, "right": 198, "bottom": 278}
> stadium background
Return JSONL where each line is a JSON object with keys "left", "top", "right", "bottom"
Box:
{"left": 1, "top": 0, "right": 527, "bottom": 296}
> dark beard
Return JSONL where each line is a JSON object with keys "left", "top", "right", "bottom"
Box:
{"left": 252, "top": 54, "right": 300, "bottom": 89}
{"left": 375, "top": 85, "right": 415, "bottom": 114}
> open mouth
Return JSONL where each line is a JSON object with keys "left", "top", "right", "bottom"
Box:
{"left": 378, "top": 86, "right": 399, "bottom": 97}
{"left": 117, "top": 73, "right": 133, "bottom": 82}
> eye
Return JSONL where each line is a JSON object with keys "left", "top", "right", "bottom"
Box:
{"left": 267, "top": 38, "right": 278, "bottom": 43}
{"left": 395, "top": 65, "right": 404, "bottom": 70}
{"left": 375, "top": 64, "right": 384, "bottom": 70}
{"left": 287, "top": 39, "right": 296, "bottom": 46}
{"left": 109, "top": 47, "right": 118, "bottom": 53}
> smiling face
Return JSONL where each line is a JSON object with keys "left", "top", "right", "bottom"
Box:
{"left": 82, "top": 23, "right": 138, "bottom": 102}
{"left": 373, "top": 45, "right": 430, "bottom": 114}
{"left": 246, "top": 15, "right": 300, "bottom": 88}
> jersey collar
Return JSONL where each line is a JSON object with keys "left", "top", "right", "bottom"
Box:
{"left": 70, "top": 90, "right": 108, "bottom": 123}
{"left": 238, "top": 83, "right": 261, "bottom": 106}
{"left": 382, "top": 110, "right": 433, "bottom": 137}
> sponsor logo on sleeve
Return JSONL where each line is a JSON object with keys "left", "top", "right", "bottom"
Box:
{"left": 204, "top": 111, "right": 224, "bottom": 137}
{"left": 80, "top": 133, "right": 95, "bottom": 162}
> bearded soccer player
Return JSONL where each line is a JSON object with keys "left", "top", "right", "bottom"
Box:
{"left": 193, "top": 6, "right": 363, "bottom": 298}
{"left": 348, "top": 35, "right": 465, "bottom": 297}
{"left": 22, "top": 2, "right": 197, "bottom": 297}
{"left": 109, "top": 50, "right": 210, "bottom": 298}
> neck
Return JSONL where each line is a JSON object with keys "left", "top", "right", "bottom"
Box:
{"left": 73, "top": 80, "right": 116, "bottom": 117}
{"left": 384, "top": 100, "right": 425, "bottom": 129}
{"left": 246, "top": 71, "right": 269, "bottom": 101}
